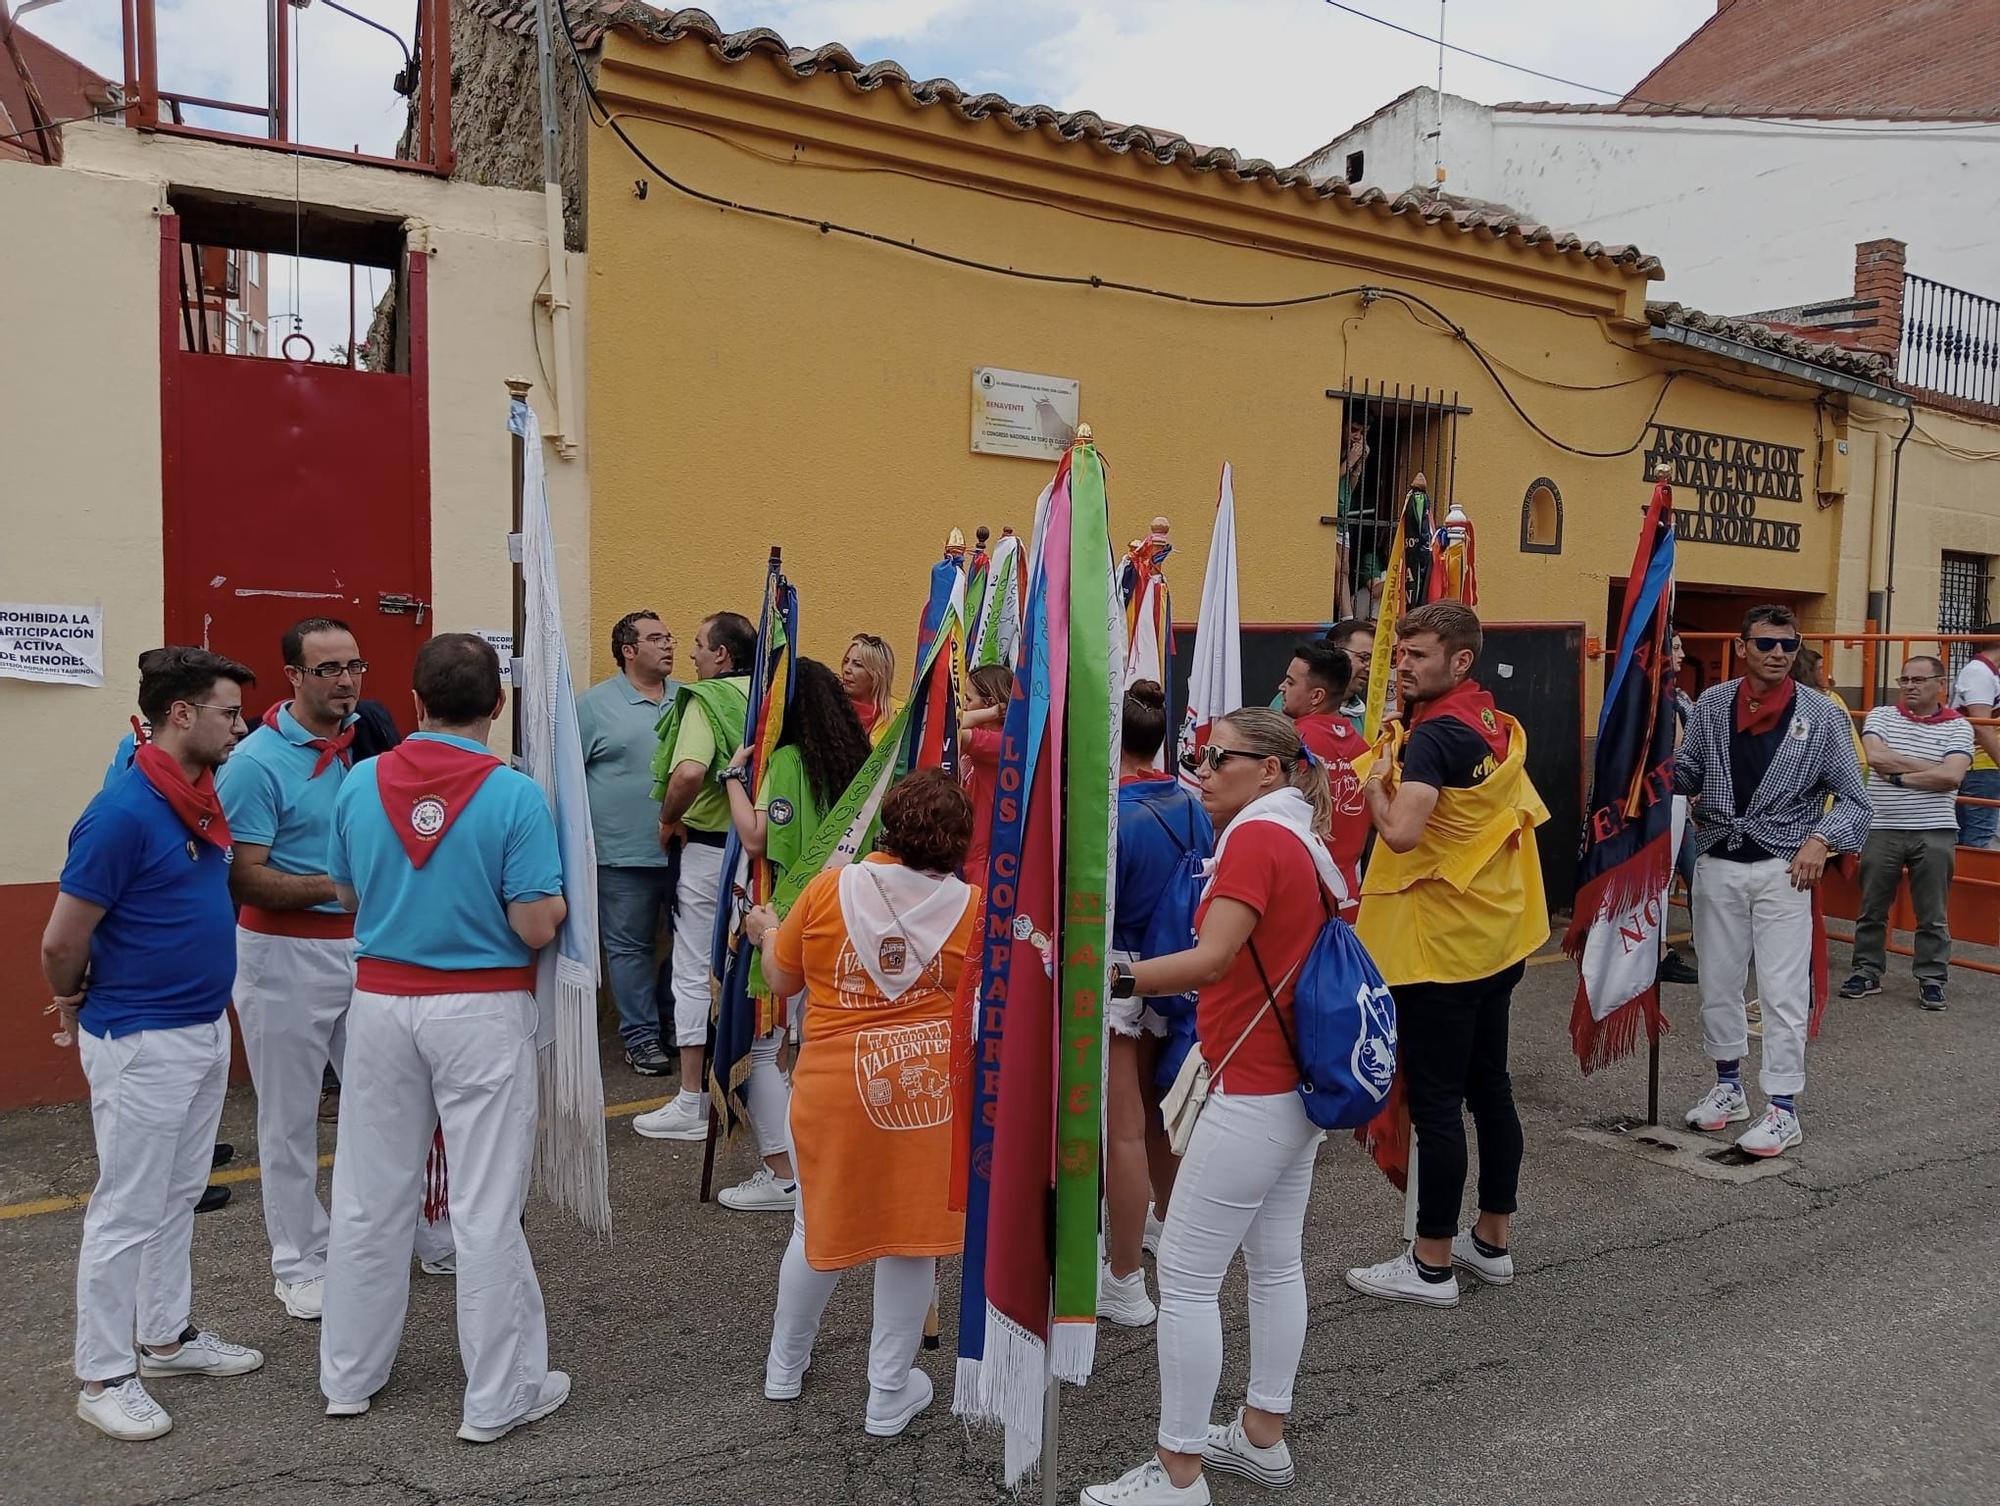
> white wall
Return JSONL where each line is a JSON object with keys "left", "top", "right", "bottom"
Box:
{"left": 1300, "top": 89, "right": 2000, "bottom": 314}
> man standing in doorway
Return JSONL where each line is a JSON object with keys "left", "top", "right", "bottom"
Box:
{"left": 1949, "top": 623, "right": 2000, "bottom": 849}
{"left": 46, "top": 648, "right": 266, "bottom": 1441}
{"left": 633, "top": 611, "right": 754, "bottom": 1144}
{"left": 1844, "top": 656, "right": 1971, "bottom": 1010}
{"left": 1675, "top": 605, "right": 1869, "bottom": 1158}
{"left": 217, "top": 618, "right": 370, "bottom": 1321}
{"left": 1346, "top": 602, "right": 1549, "bottom": 1307}
{"left": 578, "top": 610, "right": 682, "bottom": 1077}
{"left": 321, "top": 634, "right": 569, "bottom": 1441}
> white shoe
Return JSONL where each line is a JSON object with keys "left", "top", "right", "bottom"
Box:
{"left": 77, "top": 1379, "right": 173, "bottom": 1441}
{"left": 457, "top": 1370, "right": 571, "bottom": 1443}
{"left": 325, "top": 1396, "right": 371, "bottom": 1417}
{"left": 1142, "top": 1207, "right": 1166, "bottom": 1259}
{"left": 275, "top": 1275, "right": 325, "bottom": 1320}
{"left": 1080, "top": 1456, "right": 1212, "bottom": 1504}
{"left": 1449, "top": 1229, "right": 1515, "bottom": 1287}
{"left": 138, "top": 1329, "right": 265, "bottom": 1378}
{"left": 764, "top": 1355, "right": 811, "bottom": 1402}
{"left": 419, "top": 1252, "right": 457, "bottom": 1276}
{"left": 1737, "top": 1103, "right": 1802, "bottom": 1158}
{"left": 718, "top": 1165, "right": 798, "bottom": 1212}
{"left": 864, "top": 1367, "right": 933, "bottom": 1438}
{"left": 632, "top": 1098, "right": 709, "bottom": 1141}
{"left": 1684, "top": 1080, "right": 1750, "bottom": 1132}
{"left": 1097, "top": 1264, "right": 1158, "bottom": 1327}
{"left": 1344, "top": 1246, "right": 1460, "bottom": 1308}
{"left": 1204, "top": 1409, "right": 1295, "bottom": 1488}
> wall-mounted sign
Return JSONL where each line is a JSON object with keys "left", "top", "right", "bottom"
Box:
{"left": 971, "top": 366, "right": 1080, "bottom": 460}
{"left": 1642, "top": 424, "right": 1805, "bottom": 553}
{"left": 0, "top": 603, "right": 104, "bottom": 686}
{"left": 474, "top": 628, "right": 514, "bottom": 683}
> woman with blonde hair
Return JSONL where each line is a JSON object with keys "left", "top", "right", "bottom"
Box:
{"left": 743, "top": 767, "right": 979, "bottom": 1438}
{"left": 1084, "top": 707, "right": 1346, "bottom": 1506}
{"left": 840, "top": 634, "right": 901, "bottom": 745}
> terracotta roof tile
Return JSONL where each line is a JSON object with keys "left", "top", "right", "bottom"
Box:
{"left": 1646, "top": 302, "right": 1894, "bottom": 382}
{"left": 469, "top": 3, "right": 1662, "bottom": 278}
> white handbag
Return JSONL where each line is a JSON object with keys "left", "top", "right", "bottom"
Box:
{"left": 1158, "top": 961, "right": 1298, "bottom": 1156}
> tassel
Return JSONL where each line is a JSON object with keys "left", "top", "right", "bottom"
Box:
{"left": 423, "top": 1126, "right": 448, "bottom": 1224}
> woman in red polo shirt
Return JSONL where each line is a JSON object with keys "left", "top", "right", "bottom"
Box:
{"left": 1087, "top": 708, "right": 1346, "bottom": 1506}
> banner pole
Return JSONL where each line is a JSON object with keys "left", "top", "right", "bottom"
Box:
{"left": 1647, "top": 1030, "right": 1661, "bottom": 1127}
{"left": 505, "top": 377, "right": 531, "bottom": 759}
{"left": 1041, "top": 1368, "right": 1060, "bottom": 1506}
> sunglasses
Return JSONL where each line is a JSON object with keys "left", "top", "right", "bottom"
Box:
{"left": 1192, "top": 745, "right": 1267, "bottom": 773}
{"left": 1746, "top": 636, "right": 1799, "bottom": 654}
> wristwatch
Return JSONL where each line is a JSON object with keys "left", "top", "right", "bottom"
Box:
{"left": 1110, "top": 961, "right": 1137, "bottom": 999}
{"left": 1888, "top": 772, "right": 1905, "bottom": 788}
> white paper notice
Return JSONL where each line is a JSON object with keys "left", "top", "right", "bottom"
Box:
{"left": 475, "top": 629, "right": 514, "bottom": 683}
{"left": 0, "top": 604, "right": 104, "bottom": 687}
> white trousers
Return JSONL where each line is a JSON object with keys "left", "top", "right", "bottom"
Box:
{"left": 767, "top": 1197, "right": 933, "bottom": 1405}
{"left": 670, "top": 841, "right": 726, "bottom": 1048}
{"left": 1691, "top": 854, "right": 1813, "bottom": 1095}
{"left": 1155, "top": 1091, "right": 1323, "bottom": 1454}
{"left": 74, "top": 1016, "right": 231, "bottom": 1382}
{"left": 234, "top": 928, "right": 356, "bottom": 1284}
{"left": 320, "top": 989, "right": 547, "bottom": 1431}
{"left": 745, "top": 1030, "right": 793, "bottom": 1158}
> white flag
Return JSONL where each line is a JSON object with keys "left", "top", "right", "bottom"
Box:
{"left": 1178, "top": 464, "right": 1241, "bottom": 791}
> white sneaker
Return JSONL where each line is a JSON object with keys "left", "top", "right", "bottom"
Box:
{"left": 1204, "top": 1409, "right": 1295, "bottom": 1487}
{"left": 632, "top": 1098, "right": 708, "bottom": 1142}
{"left": 1737, "top": 1103, "right": 1802, "bottom": 1158}
{"left": 1080, "top": 1457, "right": 1212, "bottom": 1504}
{"left": 1142, "top": 1207, "right": 1166, "bottom": 1259}
{"left": 420, "top": 1252, "right": 458, "bottom": 1276}
{"left": 764, "top": 1354, "right": 811, "bottom": 1402}
{"left": 138, "top": 1329, "right": 265, "bottom": 1378}
{"left": 1097, "top": 1264, "right": 1158, "bottom": 1327}
{"left": 864, "top": 1367, "right": 933, "bottom": 1438}
{"left": 275, "top": 1275, "right": 325, "bottom": 1320}
{"left": 1344, "top": 1246, "right": 1459, "bottom": 1308}
{"left": 325, "top": 1396, "right": 371, "bottom": 1417}
{"left": 457, "top": 1370, "right": 571, "bottom": 1443}
{"left": 718, "top": 1166, "right": 798, "bottom": 1212}
{"left": 1449, "top": 1230, "right": 1515, "bottom": 1287}
{"left": 1684, "top": 1080, "right": 1750, "bottom": 1132}
{"left": 77, "top": 1379, "right": 173, "bottom": 1441}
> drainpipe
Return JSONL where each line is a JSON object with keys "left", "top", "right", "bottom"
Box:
{"left": 1880, "top": 404, "right": 1916, "bottom": 642}
{"left": 534, "top": 0, "right": 578, "bottom": 460}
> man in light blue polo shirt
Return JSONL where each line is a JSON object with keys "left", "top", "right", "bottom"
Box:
{"left": 577, "top": 610, "right": 682, "bottom": 1076}
{"left": 321, "top": 633, "right": 570, "bottom": 1443}
{"left": 217, "top": 617, "right": 380, "bottom": 1321}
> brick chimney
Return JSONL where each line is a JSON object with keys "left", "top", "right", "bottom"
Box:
{"left": 1852, "top": 238, "right": 1906, "bottom": 369}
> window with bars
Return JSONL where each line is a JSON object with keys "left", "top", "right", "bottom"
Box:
{"left": 1324, "top": 380, "right": 1466, "bottom": 619}
{"left": 1939, "top": 550, "right": 1993, "bottom": 675}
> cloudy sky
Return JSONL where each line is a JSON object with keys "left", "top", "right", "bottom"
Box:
{"left": 25, "top": 0, "right": 1715, "bottom": 346}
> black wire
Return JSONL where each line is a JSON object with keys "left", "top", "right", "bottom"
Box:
{"left": 315, "top": 0, "right": 413, "bottom": 72}
{"left": 1318, "top": 1, "right": 1998, "bottom": 135}
{"left": 0, "top": 108, "right": 111, "bottom": 144}
{"left": 553, "top": 8, "right": 1684, "bottom": 461}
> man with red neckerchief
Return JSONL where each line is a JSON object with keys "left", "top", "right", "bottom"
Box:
{"left": 1846, "top": 655, "right": 1972, "bottom": 1009}
{"left": 44, "top": 647, "right": 267, "bottom": 1441}
{"left": 319, "top": 634, "right": 570, "bottom": 1443}
{"left": 1276, "top": 639, "right": 1368, "bottom": 899}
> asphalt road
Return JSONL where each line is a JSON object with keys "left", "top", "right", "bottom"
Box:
{"left": 1, "top": 945, "right": 1993, "bottom": 1506}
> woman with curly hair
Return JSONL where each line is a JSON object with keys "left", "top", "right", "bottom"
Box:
{"left": 743, "top": 768, "right": 978, "bottom": 1438}
{"left": 841, "top": 634, "right": 902, "bottom": 746}
{"left": 718, "top": 658, "right": 873, "bottom": 1214}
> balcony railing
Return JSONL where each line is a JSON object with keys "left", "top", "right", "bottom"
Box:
{"left": 1900, "top": 273, "right": 2000, "bottom": 409}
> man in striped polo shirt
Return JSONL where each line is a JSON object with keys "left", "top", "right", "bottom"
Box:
{"left": 1843, "top": 656, "right": 1972, "bottom": 1011}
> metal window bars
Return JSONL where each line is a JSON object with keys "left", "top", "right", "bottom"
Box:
{"left": 1939, "top": 551, "right": 1994, "bottom": 677}
{"left": 1900, "top": 274, "right": 2000, "bottom": 410}
{"left": 1324, "top": 380, "right": 1466, "bottom": 621}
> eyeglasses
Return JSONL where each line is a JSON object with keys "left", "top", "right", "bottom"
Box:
{"left": 1747, "top": 636, "right": 1800, "bottom": 654}
{"left": 184, "top": 702, "right": 248, "bottom": 725}
{"left": 638, "top": 632, "right": 672, "bottom": 646}
{"left": 1192, "top": 745, "right": 1266, "bottom": 773}
{"left": 297, "top": 660, "right": 369, "bottom": 679}
{"left": 1895, "top": 675, "right": 1943, "bottom": 686}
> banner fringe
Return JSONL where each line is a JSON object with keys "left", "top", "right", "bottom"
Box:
{"left": 951, "top": 1357, "right": 987, "bottom": 1422}
{"left": 532, "top": 956, "right": 612, "bottom": 1237}
{"left": 979, "top": 1304, "right": 1048, "bottom": 1486}
{"left": 1049, "top": 1317, "right": 1095, "bottom": 1385}
{"left": 1567, "top": 982, "right": 1666, "bottom": 1076}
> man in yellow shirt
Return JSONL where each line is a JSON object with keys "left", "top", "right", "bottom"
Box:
{"left": 1346, "top": 603, "right": 1550, "bottom": 1309}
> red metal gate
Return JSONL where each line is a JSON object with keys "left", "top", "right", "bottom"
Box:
{"left": 159, "top": 216, "right": 431, "bottom": 727}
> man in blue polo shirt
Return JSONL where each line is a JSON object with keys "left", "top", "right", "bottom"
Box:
{"left": 217, "top": 617, "right": 405, "bottom": 1319}
{"left": 320, "top": 633, "right": 571, "bottom": 1443}
{"left": 44, "top": 647, "right": 267, "bottom": 1441}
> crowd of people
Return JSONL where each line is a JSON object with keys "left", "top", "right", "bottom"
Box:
{"left": 36, "top": 591, "right": 1993, "bottom": 1501}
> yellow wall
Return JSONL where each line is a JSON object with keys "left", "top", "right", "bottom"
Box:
{"left": 0, "top": 125, "right": 589, "bottom": 886}
{"left": 584, "top": 37, "right": 1841, "bottom": 700}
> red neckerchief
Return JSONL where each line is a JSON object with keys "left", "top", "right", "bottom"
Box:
{"left": 1407, "top": 678, "right": 1508, "bottom": 761}
{"left": 850, "top": 695, "right": 881, "bottom": 734}
{"left": 261, "top": 701, "right": 357, "bottom": 779}
{"left": 372, "top": 737, "right": 504, "bottom": 868}
{"left": 1895, "top": 700, "right": 1961, "bottom": 725}
{"left": 134, "top": 743, "right": 232, "bottom": 849}
{"left": 1294, "top": 711, "right": 1363, "bottom": 766}
{"left": 1734, "top": 676, "right": 1796, "bottom": 737}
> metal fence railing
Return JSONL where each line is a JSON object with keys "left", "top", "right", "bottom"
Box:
{"left": 1900, "top": 274, "right": 2000, "bottom": 409}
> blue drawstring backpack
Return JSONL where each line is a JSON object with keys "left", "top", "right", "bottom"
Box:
{"left": 1249, "top": 887, "right": 1398, "bottom": 1130}
{"left": 1131, "top": 797, "right": 1207, "bottom": 1090}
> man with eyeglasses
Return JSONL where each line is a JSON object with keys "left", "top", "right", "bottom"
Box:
{"left": 1948, "top": 622, "right": 2000, "bottom": 849}
{"left": 1844, "top": 657, "right": 1973, "bottom": 1010}
{"left": 577, "top": 611, "right": 683, "bottom": 1077}
{"left": 1323, "top": 618, "right": 1375, "bottom": 725}
{"left": 1675, "top": 605, "right": 1869, "bottom": 1158}
{"left": 217, "top": 617, "right": 381, "bottom": 1319}
{"left": 44, "top": 647, "right": 266, "bottom": 1440}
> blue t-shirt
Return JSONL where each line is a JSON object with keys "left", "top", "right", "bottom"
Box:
{"left": 216, "top": 706, "right": 357, "bottom": 914}
{"left": 1113, "top": 777, "right": 1215, "bottom": 955}
{"left": 59, "top": 769, "right": 238, "bottom": 1039}
{"left": 329, "top": 733, "right": 565, "bottom": 971}
{"left": 104, "top": 730, "right": 140, "bottom": 790}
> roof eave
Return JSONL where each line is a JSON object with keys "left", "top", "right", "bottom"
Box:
{"left": 1647, "top": 323, "right": 1908, "bottom": 406}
